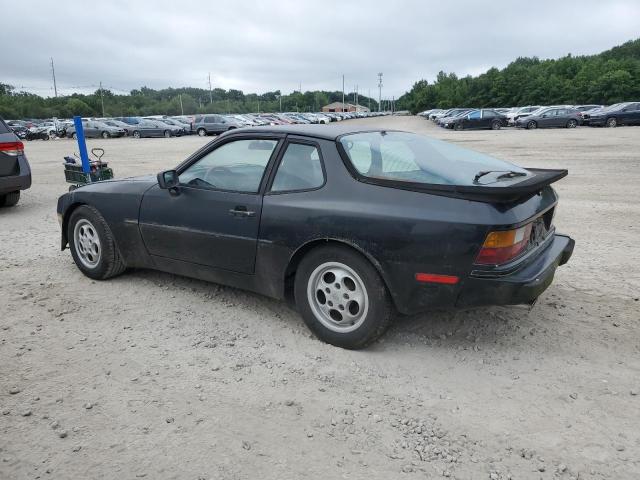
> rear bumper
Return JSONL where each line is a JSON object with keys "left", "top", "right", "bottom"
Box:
{"left": 0, "top": 156, "right": 32, "bottom": 193}
{"left": 456, "top": 234, "right": 574, "bottom": 307}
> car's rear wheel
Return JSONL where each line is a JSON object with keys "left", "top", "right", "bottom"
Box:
{"left": 527, "top": 120, "right": 537, "bottom": 130}
{"left": 101, "top": 131, "right": 110, "bottom": 139}
{"left": 0, "top": 191, "right": 20, "bottom": 207}
{"left": 294, "top": 245, "right": 393, "bottom": 349}
{"left": 163, "top": 130, "right": 171, "bottom": 138}
{"left": 566, "top": 119, "right": 578, "bottom": 128}
{"left": 67, "top": 205, "right": 126, "bottom": 280}
{"left": 132, "top": 130, "right": 141, "bottom": 139}
{"left": 491, "top": 121, "right": 502, "bottom": 130}
{"left": 606, "top": 117, "right": 617, "bottom": 128}
{"left": 197, "top": 128, "right": 207, "bottom": 136}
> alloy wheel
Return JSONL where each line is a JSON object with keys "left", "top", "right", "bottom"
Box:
{"left": 307, "top": 261, "right": 369, "bottom": 333}
{"left": 73, "top": 219, "right": 102, "bottom": 269}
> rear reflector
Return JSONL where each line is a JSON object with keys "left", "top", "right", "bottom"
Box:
{"left": 0, "top": 141, "right": 24, "bottom": 156}
{"left": 415, "top": 273, "right": 459, "bottom": 285}
{"left": 475, "top": 223, "right": 533, "bottom": 265}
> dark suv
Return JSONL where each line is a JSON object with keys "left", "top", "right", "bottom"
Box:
{"left": 0, "top": 117, "right": 31, "bottom": 207}
{"left": 193, "top": 115, "right": 240, "bottom": 136}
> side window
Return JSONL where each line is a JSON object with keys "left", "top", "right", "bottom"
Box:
{"left": 483, "top": 110, "right": 496, "bottom": 118}
{"left": 179, "top": 139, "right": 278, "bottom": 193}
{"left": 468, "top": 110, "right": 481, "bottom": 119}
{"left": 204, "top": 116, "right": 216, "bottom": 123}
{"left": 271, "top": 143, "right": 324, "bottom": 192}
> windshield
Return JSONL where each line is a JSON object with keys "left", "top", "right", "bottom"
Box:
{"left": 339, "top": 131, "right": 531, "bottom": 187}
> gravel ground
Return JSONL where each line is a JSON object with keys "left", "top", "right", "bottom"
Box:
{"left": 1, "top": 117, "right": 639, "bottom": 479}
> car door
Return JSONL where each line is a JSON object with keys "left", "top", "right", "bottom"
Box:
{"left": 479, "top": 110, "right": 494, "bottom": 128}
{"left": 83, "top": 121, "right": 97, "bottom": 138}
{"left": 623, "top": 103, "right": 640, "bottom": 125}
{"left": 539, "top": 109, "right": 556, "bottom": 127}
{"left": 465, "top": 110, "right": 481, "bottom": 128}
{"left": 138, "top": 135, "right": 283, "bottom": 274}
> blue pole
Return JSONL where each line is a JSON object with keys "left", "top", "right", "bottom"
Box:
{"left": 73, "top": 116, "right": 90, "bottom": 174}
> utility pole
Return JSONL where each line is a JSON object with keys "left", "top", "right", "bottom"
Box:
{"left": 99, "top": 81, "right": 105, "bottom": 117}
{"left": 279, "top": 95, "right": 282, "bottom": 112}
{"left": 208, "top": 73, "right": 213, "bottom": 104}
{"left": 355, "top": 85, "right": 358, "bottom": 111}
{"left": 368, "top": 89, "right": 371, "bottom": 111}
{"left": 179, "top": 94, "right": 184, "bottom": 115}
{"left": 342, "top": 75, "right": 345, "bottom": 112}
{"left": 392, "top": 96, "right": 395, "bottom": 114}
{"left": 50, "top": 57, "right": 58, "bottom": 98}
{"left": 377, "top": 73, "right": 383, "bottom": 112}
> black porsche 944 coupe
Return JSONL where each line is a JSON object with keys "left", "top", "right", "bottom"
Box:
{"left": 57, "top": 125, "right": 574, "bottom": 349}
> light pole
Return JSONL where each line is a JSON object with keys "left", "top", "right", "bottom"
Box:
{"left": 377, "top": 73, "right": 383, "bottom": 112}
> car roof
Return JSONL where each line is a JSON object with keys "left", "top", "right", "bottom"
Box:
{"left": 228, "top": 124, "right": 392, "bottom": 140}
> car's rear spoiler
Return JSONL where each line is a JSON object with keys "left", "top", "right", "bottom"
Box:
{"left": 359, "top": 168, "right": 568, "bottom": 203}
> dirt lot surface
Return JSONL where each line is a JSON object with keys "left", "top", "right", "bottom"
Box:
{"left": 1, "top": 117, "right": 639, "bottom": 480}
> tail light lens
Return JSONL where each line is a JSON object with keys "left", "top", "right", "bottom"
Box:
{"left": 0, "top": 141, "right": 24, "bottom": 156}
{"left": 475, "top": 223, "right": 533, "bottom": 265}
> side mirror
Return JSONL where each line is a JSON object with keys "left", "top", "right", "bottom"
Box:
{"left": 157, "top": 169, "right": 179, "bottom": 189}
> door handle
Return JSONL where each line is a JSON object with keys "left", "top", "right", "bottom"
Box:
{"left": 229, "top": 206, "right": 256, "bottom": 217}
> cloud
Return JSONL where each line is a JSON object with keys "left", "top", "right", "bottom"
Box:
{"left": 1, "top": 0, "right": 638, "bottom": 98}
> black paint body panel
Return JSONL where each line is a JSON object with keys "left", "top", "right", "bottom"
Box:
{"left": 57, "top": 126, "right": 572, "bottom": 315}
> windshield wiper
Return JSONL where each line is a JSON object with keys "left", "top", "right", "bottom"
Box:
{"left": 473, "top": 170, "right": 527, "bottom": 184}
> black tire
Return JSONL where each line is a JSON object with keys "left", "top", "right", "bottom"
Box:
{"left": 101, "top": 131, "right": 110, "bottom": 139}
{"left": 294, "top": 245, "right": 393, "bottom": 349}
{"left": 197, "top": 128, "right": 207, "bottom": 137}
{"left": 527, "top": 120, "right": 537, "bottom": 130}
{"left": 132, "top": 130, "right": 141, "bottom": 139}
{"left": 0, "top": 191, "right": 20, "bottom": 207}
{"left": 566, "top": 119, "right": 578, "bottom": 128}
{"left": 67, "top": 205, "right": 126, "bottom": 280}
{"left": 163, "top": 130, "right": 171, "bottom": 138}
{"left": 70, "top": 132, "right": 77, "bottom": 139}
{"left": 491, "top": 121, "right": 502, "bottom": 130}
{"left": 606, "top": 117, "right": 617, "bottom": 128}
{"left": 454, "top": 123, "right": 464, "bottom": 131}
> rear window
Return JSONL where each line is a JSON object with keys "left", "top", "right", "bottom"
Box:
{"left": 339, "top": 131, "right": 531, "bottom": 187}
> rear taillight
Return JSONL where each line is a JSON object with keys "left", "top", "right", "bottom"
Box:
{"left": 475, "top": 223, "right": 533, "bottom": 265}
{"left": 0, "top": 141, "right": 24, "bottom": 156}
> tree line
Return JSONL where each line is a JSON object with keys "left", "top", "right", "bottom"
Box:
{"left": 0, "top": 83, "right": 378, "bottom": 119}
{"left": 397, "top": 38, "right": 640, "bottom": 113}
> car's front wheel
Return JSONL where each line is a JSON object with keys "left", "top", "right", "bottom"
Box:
{"left": 454, "top": 123, "right": 464, "bottom": 131}
{"left": 606, "top": 117, "right": 617, "bottom": 128}
{"left": 491, "top": 120, "right": 502, "bottom": 130}
{"left": 163, "top": 130, "right": 171, "bottom": 138}
{"left": 527, "top": 120, "right": 537, "bottom": 130}
{"left": 67, "top": 205, "right": 126, "bottom": 280}
{"left": 294, "top": 245, "right": 393, "bottom": 349}
{"left": 101, "top": 131, "right": 110, "bottom": 139}
{"left": 132, "top": 130, "right": 141, "bottom": 139}
{"left": 0, "top": 191, "right": 20, "bottom": 207}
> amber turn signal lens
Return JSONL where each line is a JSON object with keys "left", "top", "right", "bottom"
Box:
{"left": 475, "top": 224, "right": 532, "bottom": 265}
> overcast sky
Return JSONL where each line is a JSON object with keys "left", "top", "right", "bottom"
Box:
{"left": 1, "top": 0, "right": 639, "bottom": 99}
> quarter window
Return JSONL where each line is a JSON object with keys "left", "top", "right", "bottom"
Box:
{"left": 271, "top": 143, "right": 324, "bottom": 192}
{"left": 179, "top": 139, "right": 278, "bottom": 193}
{"left": 468, "top": 110, "right": 481, "bottom": 119}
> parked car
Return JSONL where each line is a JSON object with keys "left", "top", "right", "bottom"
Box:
{"left": 193, "top": 115, "right": 241, "bottom": 136}
{"left": 144, "top": 118, "right": 184, "bottom": 136}
{"left": 102, "top": 119, "right": 135, "bottom": 135}
{"left": 587, "top": 102, "right": 640, "bottom": 127}
{"left": 508, "top": 106, "right": 542, "bottom": 125}
{"left": 515, "top": 107, "right": 582, "bottom": 129}
{"left": 0, "top": 117, "right": 31, "bottom": 207}
{"left": 445, "top": 109, "right": 507, "bottom": 130}
{"left": 67, "top": 121, "right": 126, "bottom": 139}
{"left": 57, "top": 124, "right": 573, "bottom": 349}
{"left": 436, "top": 108, "right": 473, "bottom": 126}
{"left": 128, "top": 120, "right": 178, "bottom": 138}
